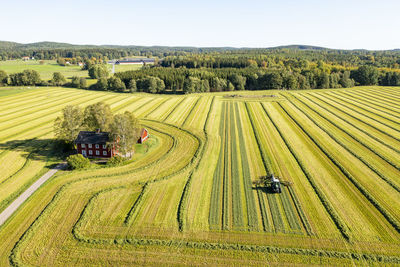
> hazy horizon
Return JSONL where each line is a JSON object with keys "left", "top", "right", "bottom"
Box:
{"left": 1, "top": 0, "right": 400, "bottom": 50}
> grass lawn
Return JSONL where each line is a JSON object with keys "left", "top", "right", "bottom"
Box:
{"left": 0, "top": 60, "right": 89, "bottom": 80}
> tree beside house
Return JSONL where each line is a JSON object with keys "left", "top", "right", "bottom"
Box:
{"left": 54, "top": 102, "right": 145, "bottom": 160}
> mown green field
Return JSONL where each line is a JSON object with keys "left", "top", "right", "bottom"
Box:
{"left": 0, "top": 86, "right": 400, "bottom": 265}
{"left": 0, "top": 60, "right": 143, "bottom": 81}
{"left": 0, "top": 60, "right": 88, "bottom": 80}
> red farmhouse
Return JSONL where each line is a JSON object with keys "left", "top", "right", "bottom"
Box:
{"left": 75, "top": 130, "right": 116, "bottom": 158}
{"left": 138, "top": 128, "right": 149, "bottom": 144}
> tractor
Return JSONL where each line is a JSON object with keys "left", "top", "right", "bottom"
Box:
{"left": 270, "top": 174, "right": 282, "bottom": 193}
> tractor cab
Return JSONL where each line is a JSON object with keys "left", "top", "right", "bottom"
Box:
{"left": 270, "top": 174, "right": 282, "bottom": 193}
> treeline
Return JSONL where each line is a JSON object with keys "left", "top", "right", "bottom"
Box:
{"left": 112, "top": 67, "right": 354, "bottom": 93}
{"left": 160, "top": 52, "right": 400, "bottom": 69}
{"left": 1, "top": 65, "right": 400, "bottom": 94}
{"left": 92, "top": 65, "right": 400, "bottom": 93}
{"left": 2, "top": 41, "right": 400, "bottom": 69}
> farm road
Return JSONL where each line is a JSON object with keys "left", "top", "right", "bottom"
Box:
{"left": 0, "top": 163, "right": 66, "bottom": 227}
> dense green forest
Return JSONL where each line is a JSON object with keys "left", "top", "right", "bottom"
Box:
{"left": 1, "top": 41, "right": 400, "bottom": 93}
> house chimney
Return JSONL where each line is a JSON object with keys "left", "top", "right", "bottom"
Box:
{"left": 96, "top": 128, "right": 100, "bottom": 133}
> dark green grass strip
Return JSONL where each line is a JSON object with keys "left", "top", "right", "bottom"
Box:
{"left": 222, "top": 103, "right": 230, "bottom": 230}
{"left": 266, "top": 193, "right": 285, "bottom": 233}
{"left": 229, "top": 103, "right": 244, "bottom": 229}
{"left": 280, "top": 187, "right": 302, "bottom": 232}
{"left": 234, "top": 103, "right": 259, "bottom": 231}
{"left": 256, "top": 188, "right": 271, "bottom": 232}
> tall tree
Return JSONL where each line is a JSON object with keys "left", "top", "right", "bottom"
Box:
{"left": 351, "top": 65, "right": 379, "bottom": 85}
{"left": 83, "top": 102, "right": 113, "bottom": 132}
{"left": 108, "top": 76, "right": 126, "bottom": 92}
{"left": 0, "top": 70, "right": 7, "bottom": 86}
{"left": 51, "top": 72, "right": 66, "bottom": 86}
{"left": 54, "top": 105, "right": 84, "bottom": 144}
{"left": 88, "top": 64, "right": 109, "bottom": 79}
{"left": 110, "top": 111, "right": 140, "bottom": 157}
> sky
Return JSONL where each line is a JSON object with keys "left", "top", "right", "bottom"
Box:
{"left": 1, "top": 0, "right": 400, "bottom": 50}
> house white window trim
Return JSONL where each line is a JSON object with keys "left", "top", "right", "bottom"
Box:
{"left": 88, "top": 144, "right": 92, "bottom": 148}
{"left": 96, "top": 150, "right": 100, "bottom": 155}
{"left": 95, "top": 144, "right": 99, "bottom": 149}
{"left": 102, "top": 144, "right": 107, "bottom": 149}
{"left": 82, "top": 150, "right": 87, "bottom": 157}
{"left": 89, "top": 150, "right": 93, "bottom": 155}
{"left": 103, "top": 151, "right": 107, "bottom": 156}
{"left": 81, "top": 144, "right": 86, "bottom": 148}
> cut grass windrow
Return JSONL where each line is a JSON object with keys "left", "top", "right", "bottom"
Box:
{"left": 340, "top": 91, "right": 400, "bottom": 118}
{"left": 326, "top": 92, "right": 400, "bottom": 126}
{"left": 260, "top": 103, "right": 351, "bottom": 241}
{"left": 162, "top": 97, "right": 187, "bottom": 122}
{"left": 124, "top": 183, "right": 149, "bottom": 225}
{"left": 256, "top": 188, "right": 271, "bottom": 232}
{"left": 280, "top": 187, "right": 302, "bottom": 232}
{"left": 177, "top": 97, "right": 215, "bottom": 231}
{"left": 287, "top": 186, "right": 314, "bottom": 236}
{"left": 301, "top": 93, "right": 400, "bottom": 155}
{"left": 181, "top": 96, "right": 202, "bottom": 127}
{"left": 284, "top": 98, "right": 400, "bottom": 193}
{"left": 244, "top": 103, "right": 273, "bottom": 175}
{"left": 312, "top": 93, "right": 400, "bottom": 142}
{"left": 234, "top": 103, "right": 259, "bottom": 231}
{"left": 266, "top": 194, "right": 285, "bottom": 233}
{"left": 277, "top": 103, "right": 400, "bottom": 235}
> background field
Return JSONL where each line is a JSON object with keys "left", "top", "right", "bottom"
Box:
{"left": 0, "top": 60, "right": 143, "bottom": 81}
{"left": 0, "top": 86, "right": 399, "bottom": 265}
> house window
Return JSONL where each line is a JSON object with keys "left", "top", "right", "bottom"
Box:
{"left": 95, "top": 144, "right": 99, "bottom": 149}
{"left": 88, "top": 144, "right": 92, "bottom": 148}
{"left": 96, "top": 150, "right": 100, "bottom": 156}
{"left": 89, "top": 150, "right": 93, "bottom": 155}
{"left": 103, "top": 151, "right": 107, "bottom": 156}
{"left": 81, "top": 144, "right": 86, "bottom": 148}
{"left": 82, "top": 150, "right": 87, "bottom": 157}
{"left": 102, "top": 145, "right": 106, "bottom": 149}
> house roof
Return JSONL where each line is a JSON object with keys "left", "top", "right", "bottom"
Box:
{"left": 116, "top": 58, "right": 155, "bottom": 63}
{"left": 75, "top": 131, "right": 110, "bottom": 144}
{"left": 140, "top": 128, "right": 148, "bottom": 138}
